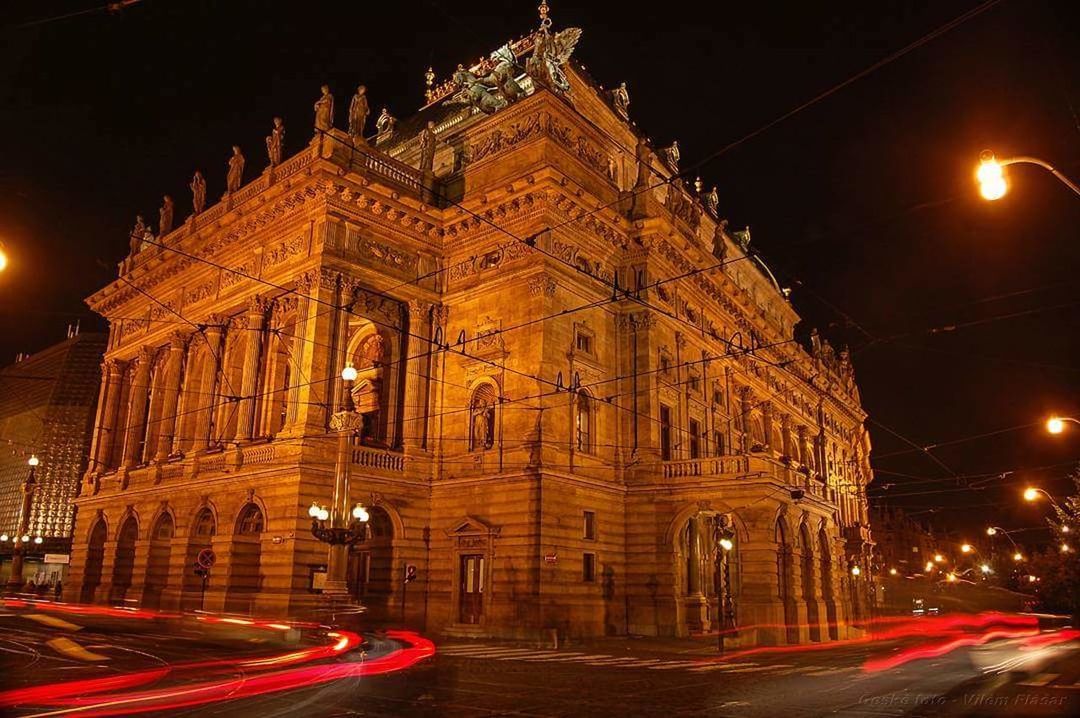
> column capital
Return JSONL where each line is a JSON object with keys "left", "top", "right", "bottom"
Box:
{"left": 168, "top": 330, "right": 188, "bottom": 351}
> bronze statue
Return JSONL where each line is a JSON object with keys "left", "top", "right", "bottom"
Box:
{"left": 226, "top": 145, "right": 245, "bottom": 193}
{"left": 448, "top": 65, "right": 507, "bottom": 115}
{"left": 313, "top": 85, "right": 334, "bottom": 132}
{"left": 479, "top": 44, "right": 524, "bottom": 103}
{"left": 348, "top": 85, "right": 369, "bottom": 141}
{"left": 375, "top": 107, "right": 396, "bottom": 142}
{"left": 610, "top": 81, "right": 630, "bottom": 120}
{"left": 190, "top": 171, "right": 206, "bottom": 214}
{"left": 419, "top": 121, "right": 437, "bottom": 172}
{"left": 265, "top": 117, "right": 284, "bottom": 166}
{"left": 526, "top": 25, "right": 582, "bottom": 94}
{"left": 158, "top": 195, "right": 174, "bottom": 235}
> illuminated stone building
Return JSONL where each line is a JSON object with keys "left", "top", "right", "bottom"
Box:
{"left": 67, "top": 7, "right": 875, "bottom": 644}
{"left": 0, "top": 330, "right": 106, "bottom": 584}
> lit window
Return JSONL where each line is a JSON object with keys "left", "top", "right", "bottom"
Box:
{"left": 576, "top": 393, "right": 593, "bottom": 453}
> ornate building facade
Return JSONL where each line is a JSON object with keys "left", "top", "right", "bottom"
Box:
{"left": 67, "top": 8, "right": 875, "bottom": 644}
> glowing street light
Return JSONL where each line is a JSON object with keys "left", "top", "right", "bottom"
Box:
{"left": 961, "top": 543, "right": 973, "bottom": 554}
{"left": 934, "top": 554, "right": 945, "bottom": 563}
{"left": 946, "top": 573, "right": 957, "bottom": 583}
{"left": 1013, "top": 552, "right": 1024, "bottom": 562}
{"left": 851, "top": 565, "right": 861, "bottom": 577}
{"left": 925, "top": 561, "right": 934, "bottom": 572}
{"left": 980, "top": 564, "right": 992, "bottom": 574}
{"left": 0, "top": 243, "right": 8, "bottom": 273}
{"left": 1062, "top": 543, "right": 1072, "bottom": 553}
{"left": 976, "top": 150, "right": 1080, "bottom": 200}
{"left": 889, "top": 567, "right": 898, "bottom": 576}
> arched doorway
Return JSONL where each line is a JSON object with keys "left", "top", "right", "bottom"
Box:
{"left": 348, "top": 506, "right": 394, "bottom": 617}
{"left": 224, "top": 503, "right": 263, "bottom": 614}
{"left": 800, "top": 523, "right": 821, "bottom": 642}
{"left": 109, "top": 516, "right": 139, "bottom": 604}
{"left": 819, "top": 528, "right": 839, "bottom": 640}
{"left": 80, "top": 519, "right": 107, "bottom": 603}
{"left": 143, "top": 513, "right": 174, "bottom": 610}
{"left": 674, "top": 511, "right": 739, "bottom": 636}
{"left": 182, "top": 508, "right": 215, "bottom": 611}
{"left": 775, "top": 519, "right": 798, "bottom": 644}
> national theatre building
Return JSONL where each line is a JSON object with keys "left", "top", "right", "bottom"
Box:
{"left": 68, "top": 5, "right": 876, "bottom": 645}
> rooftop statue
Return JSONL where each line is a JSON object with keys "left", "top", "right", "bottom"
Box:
{"left": 375, "top": 107, "right": 396, "bottom": 142}
{"left": 314, "top": 85, "right": 334, "bottom": 132}
{"left": 479, "top": 44, "right": 525, "bottom": 103}
{"left": 129, "top": 215, "right": 147, "bottom": 254}
{"left": 158, "top": 195, "right": 174, "bottom": 235}
{"left": 705, "top": 186, "right": 719, "bottom": 216}
{"left": 190, "top": 170, "right": 206, "bottom": 214}
{"left": 525, "top": 25, "right": 581, "bottom": 95}
{"left": 449, "top": 65, "right": 508, "bottom": 115}
{"left": 265, "top": 117, "right": 284, "bottom": 167}
{"left": 662, "top": 140, "right": 680, "bottom": 172}
{"left": 610, "top": 81, "right": 630, "bottom": 120}
{"left": 419, "top": 121, "right": 437, "bottom": 173}
{"left": 348, "top": 85, "right": 370, "bottom": 142}
{"left": 226, "top": 145, "right": 245, "bottom": 193}
{"left": 733, "top": 225, "right": 751, "bottom": 253}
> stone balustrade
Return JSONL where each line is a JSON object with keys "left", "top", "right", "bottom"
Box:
{"left": 351, "top": 445, "right": 406, "bottom": 473}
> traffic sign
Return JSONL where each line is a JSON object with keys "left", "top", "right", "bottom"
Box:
{"left": 404, "top": 564, "right": 418, "bottom": 583}
{"left": 196, "top": 548, "right": 216, "bottom": 569}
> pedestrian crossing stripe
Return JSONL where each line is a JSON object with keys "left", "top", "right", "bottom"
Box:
{"left": 497, "top": 651, "right": 564, "bottom": 660}
{"left": 687, "top": 662, "right": 760, "bottom": 673}
{"left": 647, "top": 661, "right": 706, "bottom": 669}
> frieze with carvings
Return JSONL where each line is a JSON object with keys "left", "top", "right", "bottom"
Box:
{"left": 263, "top": 235, "right": 307, "bottom": 270}
{"left": 352, "top": 288, "right": 404, "bottom": 329}
{"left": 221, "top": 260, "right": 256, "bottom": 289}
{"left": 183, "top": 280, "right": 216, "bottom": 307}
{"left": 359, "top": 237, "right": 417, "bottom": 273}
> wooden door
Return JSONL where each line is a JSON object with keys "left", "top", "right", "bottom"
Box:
{"left": 458, "top": 554, "right": 485, "bottom": 624}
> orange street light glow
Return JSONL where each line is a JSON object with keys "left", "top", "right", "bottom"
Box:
{"left": 1023, "top": 487, "right": 1040, "bottom": 502}
{"left": 1013, "top": 552, "right": 1023, "bottom": 562}
{"left": 1047, "top": 417, "right": 1066, "bottom": 434}
{"left": 961, "top": 544, "right": 973, "bottom": 554}
{"left": 976, "top": 151, "right": 1007, "bottom": 200}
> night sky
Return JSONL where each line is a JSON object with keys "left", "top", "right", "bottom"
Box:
{"left": 2, "top": 0, "right": 1078, "bottom": 540}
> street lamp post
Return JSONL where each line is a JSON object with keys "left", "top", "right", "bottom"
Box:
{"left": 713, "top": 516, "right": 736, "bottom": 654}
{"left": 310, "top": 364, "right": 370, "bottom": 599}
{"left": 976, "top": 151, "right": 1080, "bottom": 200}
{"left": 5, "top": 456, "right": 39, "bottom": 593}
{"left": 986, "top": 526, "right": 1024, "bottom": 562}
{"left": 1046, "top": 416, "right": 1080, "bottom": 436}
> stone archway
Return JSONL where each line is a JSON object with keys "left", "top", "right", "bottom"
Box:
{"left": 348, "top": 505, "right": 394, "bottom": 617}
{"left": 109, "top": 515, "right": 139, "bottom": 604}
{"left": 224, "top": 502, "right": 264, "bottom": 614}
{"left": 775, "top": 518, "right": 798, "bottom": 644}
{"left": 182, "top": 507, "right": 216, "bottom": 611}
{"left": 800, "top": 522, "right": 821, "bottom": 642}
{"left": 142, "top": 512, "right": 174, "bottom": 610}
{"left": 819, "top": 527, "right": 839, "bottom": 640}
{"left": 80, "top": 519, "right": 107, "bottom": 603}
{"left": 670, "top": 508, "right": 742, "bottom": 637}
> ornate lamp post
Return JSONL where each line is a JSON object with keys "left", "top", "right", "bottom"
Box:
{"left": 4, "top": 456, "right": 41, "bottom": 593}
{"left": 310, "top": 364, "right": 370, "bottom": 598}
{"left": 713, "top": 515, "right": 736, "bottom": 653}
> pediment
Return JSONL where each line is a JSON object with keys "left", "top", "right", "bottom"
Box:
{"left": 446, "top": 515, "right": 500, "bottom": 537}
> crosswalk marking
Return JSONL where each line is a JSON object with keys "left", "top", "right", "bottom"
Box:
{"left": 519, "top": 652, "right": 586, "bottom": 661}
{"left": 687, "top": 662, "right": 760, "bottom": 673}
{"left": 497, "top": 651, "right": 564, "bottom": 660}
{"left": 441, "top": 647, "right": 537, "bottom": 657}
{"left": 647, "top": 661, "right": 705, "bottom": 670}
{"left": 1018, "top": 673, "right": 1060, "bottom": 687}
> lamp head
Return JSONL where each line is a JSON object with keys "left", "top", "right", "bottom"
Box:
{"left": 1047, "top": 417, "right": 1066, "bottom": 435}
{"left": 317, "top": 508, "right": 330, "bottom": 522}
{"left": 986, "top": 527, "right": 997, "bottom": 536}
{"left": 980, "top": 564, "right": 991, "bottom": 574}
{"left": 961, "top": 543, "right": 973, "bottom": 554}
{"left": 308, "top": 502, "right": 321, "bottom": 519}
{"left": 33, "top": 536, "right": 42, "bottom": 545}
{"left": 977, "top": 150, "right": 1007, "bottom": 200}
{"left": 889, "top": 567, "right": 898, "bottom": 576}
{"left": 719, "top": 537, "right": 734, "bottom": 552}
{"left": 1013, "top": 552, "right": 1023, "bottom": 562}
{"left": 28, "top": 455, "right": 39, "bottom": 467}
{"left": 352, "top": 504, "right": 370, "bottom": 523}
{"left": 1023, "top": 487, "right": 1040, "bottom": 502}
{"left": 341, "top": 363, "right": 358, "bottom": 383}
{"left": 0, "top": 534, "right": 8, "bottom": 542}
{"left": 851, "top": 565, "right": 861, "bottom": 576}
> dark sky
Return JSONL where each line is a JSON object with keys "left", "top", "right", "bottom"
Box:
{"left": 2, "top": 0, "right": 1078, "bottom": 540}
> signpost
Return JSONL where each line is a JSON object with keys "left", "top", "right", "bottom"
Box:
{"left": 194, "top": 549, "right": 215, "bottom": 611}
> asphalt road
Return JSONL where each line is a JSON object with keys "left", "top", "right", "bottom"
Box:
{"left": 2, "top": 601, "right": 1077, "bottom": 717}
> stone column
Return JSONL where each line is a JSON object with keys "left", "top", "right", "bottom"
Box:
{"left": 781, "top": 414, "right": 793, "bottom": 458}
{"left": 154, "top": 332, "right": 187, "bottom": 461}
{"left": 195, "top": 319, "right": 225, "bottom": 451}
{"left": 762, "top": 402, "right": 774, "bottom": 450}
{"left": 89, "top": 359, "right": 126, "bottom": 475}
{"left": 235, "top": 296, "right": 268, "bottom": 443}
{"left": 93, "top": 540, "right": 120, "bottom": 604}
{"left": 293, "top": 269, "right": 343, "bottom": 434}
{"left": 739, "top": 387, "right": 752, "bottom": 452}
{"left": 402, "top": 299, "right": 432, "bottom": 451}
{"left": 122, "top": 348, "right": 153, "bottom": 468}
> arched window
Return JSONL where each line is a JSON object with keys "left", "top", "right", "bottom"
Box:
{"left": 153, "top": 513, "right": 175, "bottom": 541}
{"left": 192, "top": 508, "right": 216, "bottom": 538}
{"left": 575, "top": 391, "right": 593, "bottom": 454}
{"left": 236, "top": 503, "right": 264, "bottom": 535}
{"left": 469, "top": 384, "right": 497, "bottom": 451}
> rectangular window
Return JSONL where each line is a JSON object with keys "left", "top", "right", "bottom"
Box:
{"left": 583, "top": 552, "right": 597, "bottom": 582}
{"left": 660, "top": 405, "right": 672, "bottom": 460}
{"left": 584, "top": 511, "right": 596, "bottom": 540}
{"left": 689, "top": 418, "right": 701, "bottom": 459}
{"left": 687, "top": 375, "right": 700, "bottom": 393}
{"left": 713, "top": 431, "right": 725, "bottom": 456}
{"left": 575, "top": 331, "right": 592, "bottom": 355}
